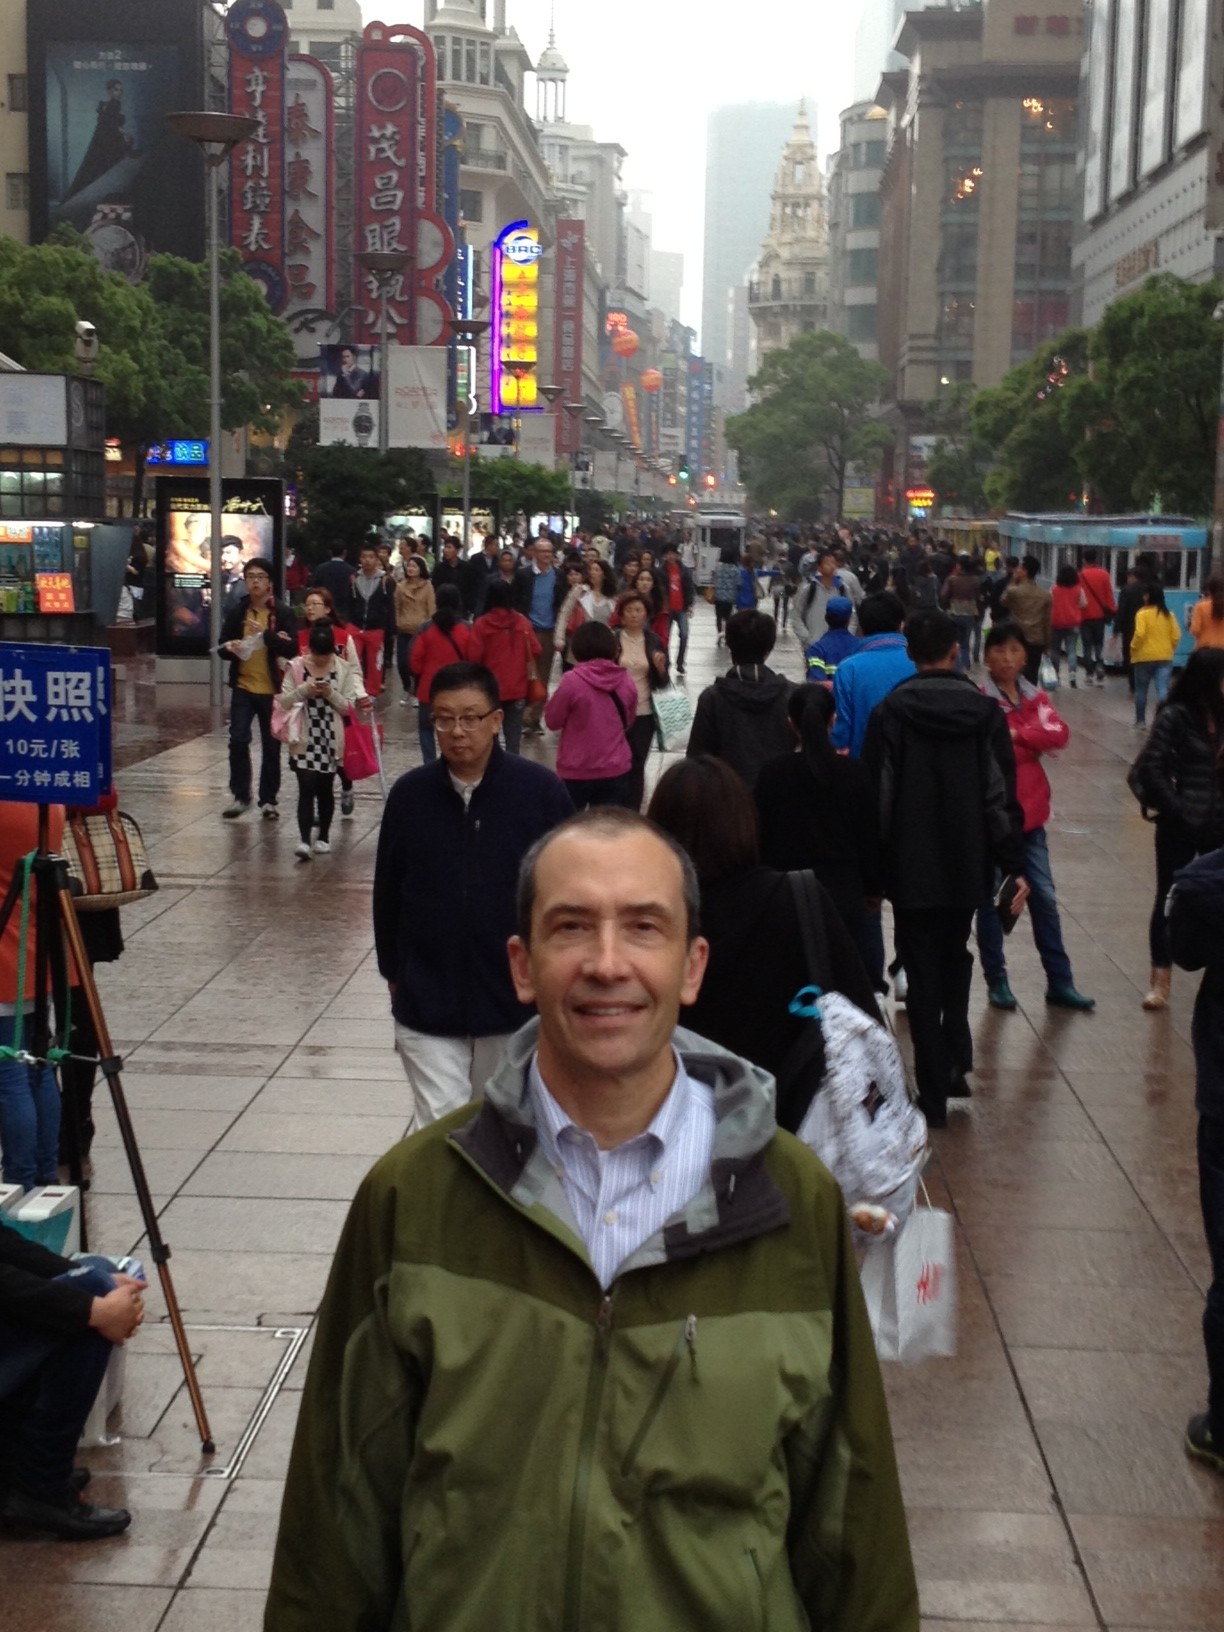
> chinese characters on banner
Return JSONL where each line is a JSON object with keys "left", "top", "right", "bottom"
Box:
{"left": 0, "top": 644, "right": 111, "bottom": 805}
{"left": 35, "top": 574, "right": 75, "bottom": 614}
{"left": 386, "top": 348, "right": 449, "bottom": 450}
{"left": 491, "top": 221, "right": 542, "bottom": 415}
{"left": 227, "top": 0, "right": 290, "bottom": 314}
{"left": 553, "top": 220, "right": 585, "bottom": 456}
{"left": 283, "top": 54, "right": 334, "bottom": 350}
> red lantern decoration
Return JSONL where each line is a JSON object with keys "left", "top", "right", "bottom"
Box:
{"left": 611, "top": 328, "right": 640, "bottom": 359}
{"left": 641, "top": 368, "right": 663, "bottom": 392}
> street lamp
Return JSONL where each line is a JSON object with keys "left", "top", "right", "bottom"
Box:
{"left": 535, "top": 383, "right": 565, "bottom": 529}
{"left": 563, "top": 401, "right": 586, "bottom": 524}
{"left": 165, "top": 110, "right": 258, "bottom": 708}
{"left": 357, "top": 249, "right": 414, "bottom": 455}
{"left": 447, "top": 315, "right": 490, "bottom": 555}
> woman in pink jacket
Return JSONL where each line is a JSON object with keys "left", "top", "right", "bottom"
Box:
{"left": 973, "top": 620, "right": 1095, "bottom": 1012}
{"left": 542, "top": 621, "right": 639, "bottom": 809}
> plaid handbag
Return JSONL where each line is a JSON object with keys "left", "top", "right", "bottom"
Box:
{"left": 61, "top": 810, "right": 159, "bottom": 911}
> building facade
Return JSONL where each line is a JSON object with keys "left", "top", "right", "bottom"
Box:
{"left": 826, "top": 101, "right": 887, "bottom": 360}
{"left": 747, "top": 104, "right": 831, "bottom": 362}
{"left": 1074, "top": 0, "right": 1224, "bottom": 326}
{"left": 876, "top": 0, "right": 1081, "bottom": 415}
{"left": 1, "top": 1, "right": 28, "bottom": 245}
{"left": 285, "top": 0, "right": 362, "bottom": 69}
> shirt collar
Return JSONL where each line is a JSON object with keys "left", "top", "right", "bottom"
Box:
{"left": 530, "top": 1048, "right": 689, "bottom": 1157}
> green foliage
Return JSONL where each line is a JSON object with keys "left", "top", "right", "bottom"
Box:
{"left": 439, "top": 455, "right": 572, "bottom": 520}
{"left": 922, "top": 383, "right": 993, "bottom": 514}
{"left": 971, "top": 276, "right": 1224, "bottom": 516}
{"left": 727, "top": 331, "right": 890, "bottom": 520}
{"left": 0, "top": 230, "right": 303, "bottom": 453}
{"left": 293, "top": 441, "right": 436, "bottom": 556}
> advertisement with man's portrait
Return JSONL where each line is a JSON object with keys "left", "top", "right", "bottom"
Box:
{"left": 320, "top": 344, "right": 378, "bottom": 401}
{"left": 155, "top": 479, "right": 284, "bottom": 657}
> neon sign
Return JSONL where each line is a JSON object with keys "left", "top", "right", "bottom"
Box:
{"left": 491, "top": 219, "right": 541, "bottom": 415}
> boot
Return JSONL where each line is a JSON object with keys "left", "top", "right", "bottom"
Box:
{"left": 1142, "top": 967, "right": 1171, "bottom": 1011}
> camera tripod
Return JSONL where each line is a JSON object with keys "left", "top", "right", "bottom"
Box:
{"left": 0, "top": 806, "right": 214, "bottom": 1453}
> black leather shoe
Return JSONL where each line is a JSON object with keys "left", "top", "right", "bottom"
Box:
{"left": 0, "top": 1484, "right": 130, "bottom": 1539}
{"left": 948, "top": 1074, "right": 973, "bottom": 1099}
{"left": 69, "top": 1467, "right": 92, "bottom": 1493}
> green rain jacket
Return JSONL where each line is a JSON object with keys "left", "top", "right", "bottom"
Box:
{"left": 265, "top": 1022, "right": 919, "bottom": 1632}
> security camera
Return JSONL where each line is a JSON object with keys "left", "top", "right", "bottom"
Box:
{"left": 75, "top": 320, "right": 97, "bottom": 341}
{"left": 74, "top": 320, "right": 100, "bottom": 373}
{"left": 1214, "top": 301, "right": 1224, "bottom": 324}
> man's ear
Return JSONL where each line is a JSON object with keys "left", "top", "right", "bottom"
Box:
{"left": 507, "top": 935, "right": 536, "bottom": 1005}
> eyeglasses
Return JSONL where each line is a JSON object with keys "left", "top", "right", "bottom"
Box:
{"left": 245, "top": 572, "right": 270, "bottom": 583}
{"left": 432, "top": 709, "right": 498, "bottom": 732}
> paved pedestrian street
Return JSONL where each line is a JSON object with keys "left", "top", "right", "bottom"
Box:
{"left": 1, "top": 600, "right": 1221, "bottom": 1630}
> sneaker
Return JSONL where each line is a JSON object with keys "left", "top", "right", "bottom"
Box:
{"left": 260, "top": 802, "right": 279, "bottom": 821}
{"left": 341, "top": 790, "right": 355, "bottom": 817}
{"left": 1186, "top": 1413, "right": 1224, "bottom": 1475}
{"left": 1069, "top": 677, "right": 1077, "bottom": 688}
{"left": 400, "top": 697, "right": 412, "bottom": 706}
{"left": 293, "top": 841, "right": 312, "bottom": 861}
{"left": 313, "top": 839, "right": 331, "bottom": 854}
{"left": 1046, "top": 984, "right": 1096, "bottom": 1011}
{"left": 0, "top": 1484, "right": 131, "bottom": 1539}
{"left": 222, "top": 798, "right": 251, "bottom": 820}
{"left": 987, "top": 977, "right": 1018, "bottom": 1011}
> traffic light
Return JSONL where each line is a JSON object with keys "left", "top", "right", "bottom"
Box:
{"left": 677, "top": 457, "right": 690, "bottom": 483}
{"left": 704, "top": 473, "right": 716, "bottom": 488}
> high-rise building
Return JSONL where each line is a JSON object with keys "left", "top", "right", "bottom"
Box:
{"left": 1074, "top": 0, "right": 1224, "bottom": 327}
{"left": 1, "top": 1, "right": 29, "bottom": 244}
{"left": 827, "top": 101, "right": 887, "bottom": 360}
{"left": 875, "top": 0, "right": 1081, "bottom": 514}
{"left": 286, "top": 0, "right": 363, "bottom": 69}
{"left": 702, "top": 101, "right": 807, "bottom": 409}
{"left": 747, "top": 104, "right": 830, "bottom": 361}
{"left": 650, "top": 249, "right": 684, "bottom": 325}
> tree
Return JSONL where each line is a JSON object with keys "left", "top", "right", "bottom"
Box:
{"left": 439, "top": 455, "right": 573, "bottom": 524}
{"left": 0, "top": 229, "right": 303, "bottom": 511}
{"left": 293, "top": 437, "right": 436, "bottom": 557}
{"left": 727, "top": 331, "right": 890, "bottom": 520}
{"left": 970, "top": 332, "right": 1094, "bottom": 513}
{"left": 921, "top": 383, "right": 993, "bottom": 515}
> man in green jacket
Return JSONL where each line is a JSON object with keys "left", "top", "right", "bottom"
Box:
{"left": 266, "top": 808, "right": 919, "bottom": 1632}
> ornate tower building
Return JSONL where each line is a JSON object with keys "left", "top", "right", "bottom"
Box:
{"left": 747, "top": 103, "right": 830, "bottom": 362}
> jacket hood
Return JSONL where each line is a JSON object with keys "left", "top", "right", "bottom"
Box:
{"left": 714, "top": 666, "right": 791, "bottom": 710}
{"left": 573, "top": 658, "right": 630, "bottom": 694}
{"left": 886, "top": 670, "right": 999, "bottom": 739}
{"left": 1172, "top": 844, "right": 1224, "bottom": 919}
{"left": 451, "top": 1018, "right": 788, "bottom": 1269}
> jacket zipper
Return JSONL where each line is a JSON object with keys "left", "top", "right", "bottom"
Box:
{"left": 563, "top": 1292, "right": 614, "bottom": 1632}
{"left": 618, "top": 1314, "right": 697, "bottom": 1476}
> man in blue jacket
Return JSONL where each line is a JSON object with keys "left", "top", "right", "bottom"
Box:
{"left": 373, "top": 662, "right": 574, "bottom": 1129}
{"left": 831, "top": 592, "right": 916, "bottom": 756}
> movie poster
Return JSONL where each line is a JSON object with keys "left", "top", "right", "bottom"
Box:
{"left": 156, "top": 480, "right": 284, "bottom": 657}
{"left": 42, "top": 43, "right": 187, "bottom": 279}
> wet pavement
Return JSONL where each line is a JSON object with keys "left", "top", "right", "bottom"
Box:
{"left": 1, "top": 604, "right": 1222, "bottom": 1630}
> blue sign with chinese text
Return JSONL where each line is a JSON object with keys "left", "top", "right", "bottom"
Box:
{"left": 147, "top": 440, "right": 209, "bottom": 467}
{"left": 0, "top": 643, "right": 111, "bottom": 806}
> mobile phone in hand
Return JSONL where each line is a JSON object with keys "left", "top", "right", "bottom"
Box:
{"left": 995, "top": 873, "right": 1021, "bottom": 935}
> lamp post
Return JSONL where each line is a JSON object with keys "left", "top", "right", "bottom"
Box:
{"left": 165, "top": 111, "right": 258, "bottom": 708}
{"left": 563, "top": 401, "right": 586, "bottom": 527}
{"left": 584, "top": 412, "right": 603, "bottom": 508}
{"left": 535, "top": 382, "right": 564, "bottom": 527}
{"left": 447, "top": 316, "right": 490, "bottom": 556}
{"left": 357, "top": 249, "right": 414, "bottom": 455}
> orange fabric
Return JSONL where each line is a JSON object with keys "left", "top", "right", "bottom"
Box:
{"left": 1190, "top": 599, "right": 1224, "bottom": 650}
{"left": 0, "top": 802, "right": 74, "bottom": 1005}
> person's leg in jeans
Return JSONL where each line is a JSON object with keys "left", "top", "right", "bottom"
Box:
{"left": 252, "top": 694, "right": 281, "bottom": 808}
{"left": 670, "top": 610, "right": 689, "bottom": 671}
{"left": 1134, "top": 661, "right": 1154, "bottom": 724}
{"left": 714, "top": 600, "right": 732, "bottom": 639}
{"left": 501, "top": 698, "right": 524, "bottom": 754}
{"left": 954, "top": 614, "right": 974, "bottom": 672}
{"left": 1021, "top": 826, "right": 1076, "bottom": 991}
{"left": 396, "top": 632, "right": 415, "bottom": 696}
{"left": 418, "top": 701, "right": 437, "bottom": 764}
{"left": 227, "top": 687, "right": 256, "bottom": 803}
{"left": 971, "top": 614, "right": 984, "bottom": 664}
{"left": 0, "top": 1263, "right": 114, "bottom": 1496}
{"left": 1153, "top": 660, "right": 1173, "bottom": 710}
{"left": 1197, "top": 1115, "right": 1224, "bottom": 1455}
{"left": 1149, "top": 821, "right": 1198, "bottom": 970}
{"left": 0, "top": 1011, "right": 61, "bottom": 1189}
{"left": 975, "top": 890, "right": 1008, "bottom": 987}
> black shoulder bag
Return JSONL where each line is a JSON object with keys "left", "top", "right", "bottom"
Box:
{"left": 773, "top": 870, "right": 833, "bottom": 1134}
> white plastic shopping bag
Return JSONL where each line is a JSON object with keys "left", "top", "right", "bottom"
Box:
{"left": 651, "top": 684, "right": 693, "bottom": 751}
{"left": 859, "top": 1190, "right": 956, "bottom": 1364}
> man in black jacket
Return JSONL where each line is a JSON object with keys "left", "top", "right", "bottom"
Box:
{"left": 462, "top": 530, "right": 502, "bottom": 617}
{"left": 311, "top": 545, "right": 356, "bottom": 623}
{"left": 687, "top": 610, "right": 794, "bottom": 792}
{"left": 0, "top": 1220, "right": 144, "bottom": 1537}
{"left": 217, "top": 558, "right": 298, "bottom": 820}
{"left": 373, "top": 662, "right": 574, "bottom": 1130}
{"left": 347, "top": 545, "right": 394, "bottom": 697}
{"left": 1169, "top": 846, "right": 1224, "bottom": 1477}
{"left": 863, "top": 610, "right": 1028, "bottom": 1127}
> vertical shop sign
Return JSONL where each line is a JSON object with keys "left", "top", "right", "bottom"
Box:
{"left": 227, "top": 0, "right": 289, "bottom": 313}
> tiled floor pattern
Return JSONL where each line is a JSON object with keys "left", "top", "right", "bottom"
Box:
{"left": 1, "top": 602, "right": 1221, "bottom": 1628}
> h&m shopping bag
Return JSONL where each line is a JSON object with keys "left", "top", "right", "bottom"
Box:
{"left": 859, "top": 1189, "right": 956, "bottom": 1364}
{"left": 651, "top": 684, "right": 693, "bottom": 751}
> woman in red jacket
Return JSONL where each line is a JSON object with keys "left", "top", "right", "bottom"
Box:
{"left": 409, "top": 585, "right": 472, "bottom": 765}
{"left": 467, "top": 580, "right": 540, "bottom": 755}
{"left": 1049, "top": 564, "right": 1087, "bottom": 687}
{"left": 973, "top": 621, "right": 1094, "bottom": 1012}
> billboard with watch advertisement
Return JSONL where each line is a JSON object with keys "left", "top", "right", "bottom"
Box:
{"left": 155, "top": 478, "right": 284, "bottom": 657}
{"left": 27, "top": 0, "right": 206, "bottom": 277}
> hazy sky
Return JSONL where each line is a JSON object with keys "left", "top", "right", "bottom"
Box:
{"left": 365, "top": 1, "right": 864, "bottom": 342}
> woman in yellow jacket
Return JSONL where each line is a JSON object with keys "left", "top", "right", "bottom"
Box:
{"left": 1131, "top": 583, "right": 1181, "bottom": 728}
{"left": 393, "top": 556, "right": 435, "bottom": 701}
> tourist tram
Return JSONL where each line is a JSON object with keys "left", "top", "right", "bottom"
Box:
{"left": 689, "top": 504, "right": 748, "bottom": 587}
{"left": 997, "top": 512, "right": 1208, "bottom": 664}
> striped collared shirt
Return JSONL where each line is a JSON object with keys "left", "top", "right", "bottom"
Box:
{"left": 530, "top": 1051, "right": 715, "bottom": 1289}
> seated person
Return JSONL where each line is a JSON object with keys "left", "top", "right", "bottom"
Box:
{"left": 805, "top": 595, "right": 862, "bottom": 682}
{"left": 0, "top": 1219, "right": 144, "bottom": 1537}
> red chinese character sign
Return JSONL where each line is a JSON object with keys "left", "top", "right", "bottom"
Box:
{"left": 227, "top": 0, "right": 289, "bottom": 314}
{"left": 553, "top": 220, "right": 585, "bottom": 455}
{"left": 283, "top": 54, "right": 334, "bottom": 354}
{"left": 354, "top": 23, "right": 453, "bottom": 348}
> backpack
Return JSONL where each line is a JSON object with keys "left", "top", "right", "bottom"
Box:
{"left": 780, "top": 873, "right": 928, "bottom": 1244}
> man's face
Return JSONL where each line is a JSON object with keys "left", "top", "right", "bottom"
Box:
{"left": 535, "top": 545, "right": 554, "bottom": 573}
{"left": 243, "top": 565, "right": 271, "bottom": 605}
{"left": 360, "top": 549, "right": 379, "bottom": 575}
{"left": 509, "top": 828, "right": 709, "bottom": 1086}
{"left": 340, "top": 348, "right": 355, "bottom": 372}
{"left": 444, "top": 540, "right": 459, "bottom": 562}
{"left": 221, "top": 543, "right": 242, "bottom": 575}
{"left": 431, "top": 686, "right": 502, "bottom": 778}
{"left": 986, "top": 637, "right": 1026, "bottom": 688}
{"left": 818, "top": 552, "right": 837, "bottom": 581}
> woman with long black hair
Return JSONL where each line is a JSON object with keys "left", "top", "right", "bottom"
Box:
{"left": 1134, "top": 646, "right": 1224, "bottom": 1009}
